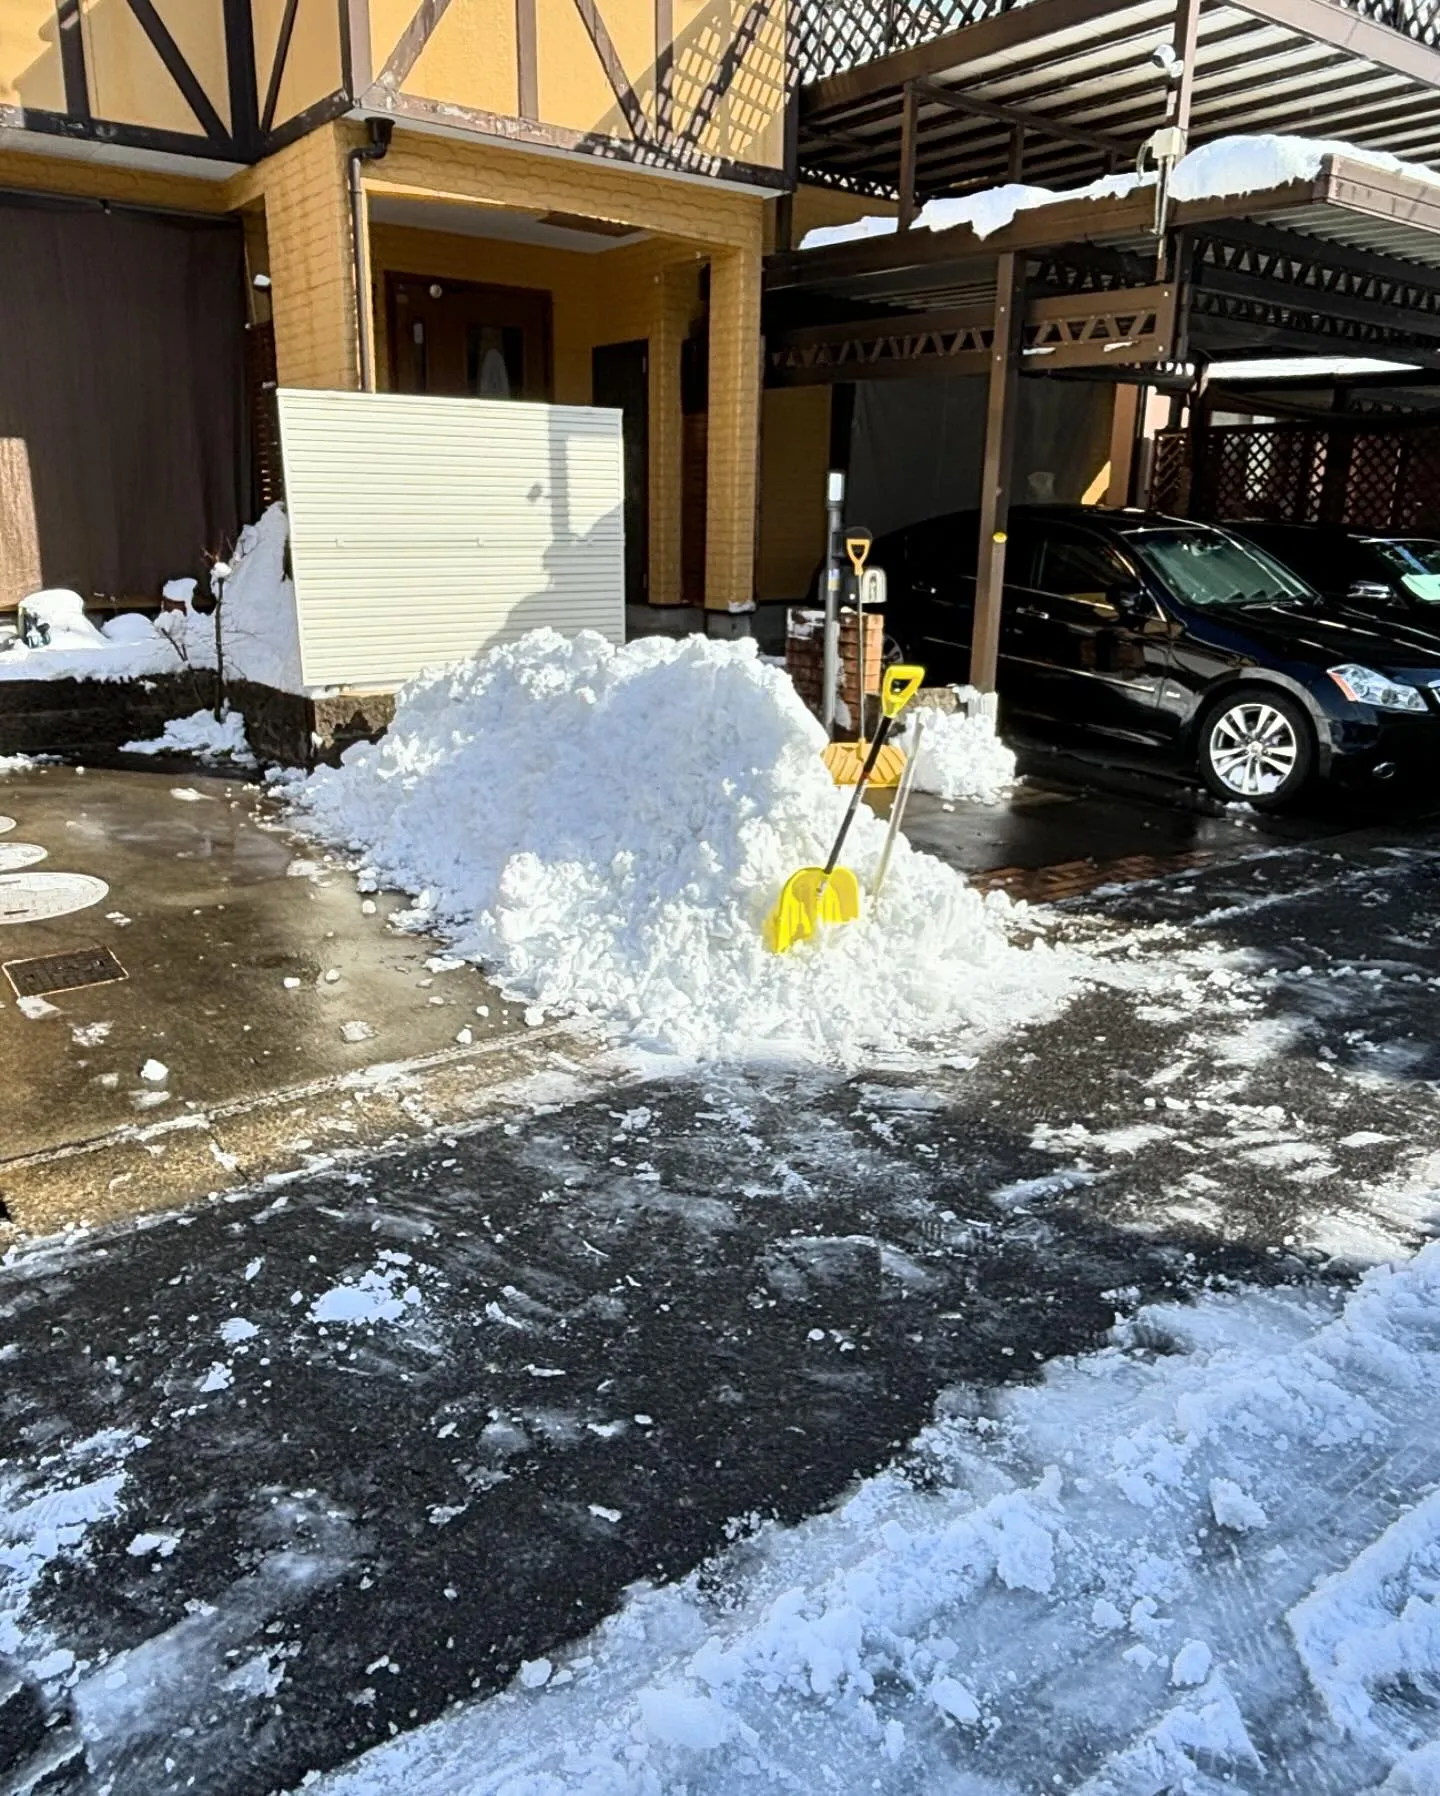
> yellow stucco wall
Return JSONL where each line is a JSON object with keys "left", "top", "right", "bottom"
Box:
{"left": 368, "top": 0, "right": 785, "bottom": 171}
{"left": 80, "top": 0, "right": 229, "bottom": 136}
{"left": 0, "top": 142, "right": 230, "bottom": 210}
{"left": 2, "top": 0, "right": 65, "bottom": 111}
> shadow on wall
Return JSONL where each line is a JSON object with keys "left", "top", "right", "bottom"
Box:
{"left": 846, "top": 376, "right": 1115, "bottom": 539}
{"left": 0, "top": 199, "right": 246, "bottom": 610}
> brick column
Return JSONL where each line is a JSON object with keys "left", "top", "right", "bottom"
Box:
{"left": 704, "top": 243, "right": 762, "bottom": 613}
{"left": 256, "top": 125, "right": 361, "bottom": 391}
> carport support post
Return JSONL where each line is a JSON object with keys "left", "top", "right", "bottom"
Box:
{"left": 970, "top": 253, "right": 1023, "bottom": 693}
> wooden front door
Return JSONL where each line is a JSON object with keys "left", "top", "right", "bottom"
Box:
{"left": 386, "top": 275, "right": 553, "bottom": 402}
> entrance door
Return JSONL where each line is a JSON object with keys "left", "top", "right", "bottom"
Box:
{"left": 386, "top": 275, "right": 552, "bottom": 401}
{"left": 592, "top": 340, "right": 649, "bottom": 608}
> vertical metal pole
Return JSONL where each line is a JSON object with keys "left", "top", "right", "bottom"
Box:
{"left": 822, "top": 470, "right": 845, "bottom": 737}
{"left": 970, "top": 252, "right": 1023, "bottom": 694}
{"left": 1168, "top": 0, "right": 1200, "bottom": 138}
{"left": 897, "top": 84, "right": 919, "bottom": 232}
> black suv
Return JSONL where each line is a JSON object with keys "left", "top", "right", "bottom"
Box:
{"left": 874, "top": 504, "right": 1440, "bottom": 808}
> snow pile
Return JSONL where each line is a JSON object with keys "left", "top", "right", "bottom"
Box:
{"left": 121, "top": 708, "right": 254, "bottom": 765}
{"left": 800, "top": 132, "right": 1440, "bottom": 250}
{"left": 0, "top": 505, "right": 304, "bottom": 693}
{"left": 300, "top": 1239, "right": 1440, "bottom": 1796}
{"left": 904, "top": 689, "right": 1015, "bottom": 804}
{"left": 211, "top": 504, "right": 304, "bottom": 695}
{"left": 288, "top": 630, "right": 1068, "bottom": 1063}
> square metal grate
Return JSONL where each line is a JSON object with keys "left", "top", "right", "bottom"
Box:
{"left": 4, "top": 945, "right": 128, "bottom": 999}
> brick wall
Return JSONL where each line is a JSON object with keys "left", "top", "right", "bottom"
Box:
{"left": 786, "top": 610, "right": 885, "bottom": 725}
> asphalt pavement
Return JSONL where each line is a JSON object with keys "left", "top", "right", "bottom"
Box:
{"left": 6, "top": 819, "right": 1440, "bottom": 1795}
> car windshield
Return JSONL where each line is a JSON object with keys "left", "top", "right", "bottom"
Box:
{"left": 1128, "top": 528, "right": 1315, "bottom": 609}
{"left": 1366, "top": 538, "right": 1440, "bottom": 597}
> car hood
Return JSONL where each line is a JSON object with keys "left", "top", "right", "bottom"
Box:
{"left": 1324, "top": 600, "right": 1440, "bottom": 659}
{"left": 1189, "top": 599, "right": 1440, "bottom": 678}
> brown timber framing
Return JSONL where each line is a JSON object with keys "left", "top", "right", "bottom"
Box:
{"left": 973, "top": 251, "right": 1023, "bottom": 693}
{"left": 378, "top": 0, "right": 460, "bottom": 90}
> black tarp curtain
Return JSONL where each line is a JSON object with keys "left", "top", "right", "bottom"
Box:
{"left": 0, "top": 193, "right": 246, "bottom": 609}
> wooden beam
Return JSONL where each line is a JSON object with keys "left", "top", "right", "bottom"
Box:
{"left": 380, "top": 0, "right": 458, "bottom": 89}
{"left": 260, "top": 0, "right": 301, "bottom": 134}
{"left": 55, "top": 0, "right": 91, "bottom": 125}
{"left": 972, "top": 251, "right": 1022, "bottom": 694}
{"left": 654, "top": 0, "right": 673, "bottom": 139}
{"left": 516, "top": 0, "right": 538, "bottom": 115}
{"left": 124, "top": 0, "right": 230, "bottom": 142}
{"left": 571, "top": 0, "right": 648, "bottom": 140}
{"left": 341, "top": 0, "right": 374, "bottom": 95}
{"left": 1007, "top": 122, "right": 1024, "bottom": 181}
{"left": 224, "top": 0, "right": 261, "bottom": 154}
{"left": 897, "top": 82, "right": 918, "bottom": 231}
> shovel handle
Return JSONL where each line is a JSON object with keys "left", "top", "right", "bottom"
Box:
{"left": 821, "top": 714, "right": 896, "bottom": 879}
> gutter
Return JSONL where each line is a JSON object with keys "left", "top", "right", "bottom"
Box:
{"left": 348, "top": 117, "right": 393, "bottom": 391}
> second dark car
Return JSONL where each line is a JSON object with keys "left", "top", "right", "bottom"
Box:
{"left": 874, "top": 504, "right": 1440, "bottom": 808}
{"left": 1225, "top": 520, "right": 1440, "bottom": 643}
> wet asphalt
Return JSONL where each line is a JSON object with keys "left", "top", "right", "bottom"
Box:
{"left": 7, "top": 809, "right": 1440, "bottom": 1793}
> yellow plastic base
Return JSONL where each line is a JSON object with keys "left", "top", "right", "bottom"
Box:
{"left": 763, "top": 866, "right": 862, "bottom": 953}
{"left": 822, "top": 740, "right": 908, "bottom": 789}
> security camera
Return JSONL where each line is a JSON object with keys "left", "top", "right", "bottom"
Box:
{"left": 1151, "top": 40, "right": 1183, "bottom": 76}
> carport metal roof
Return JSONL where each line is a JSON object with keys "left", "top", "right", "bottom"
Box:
{"left": 765, "top": 152, "right": 1440, "bottom": 384}
{"left": 797, "top": 0, "right": 1440, "bottom": 199}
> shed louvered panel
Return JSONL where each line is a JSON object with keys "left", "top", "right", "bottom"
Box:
{"left": 276, "top": 389, "right": 625, "bottom": 689}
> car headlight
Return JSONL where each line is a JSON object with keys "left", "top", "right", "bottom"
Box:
{"left": 1327, "top": 663, "right": 1428, "bottom": 713}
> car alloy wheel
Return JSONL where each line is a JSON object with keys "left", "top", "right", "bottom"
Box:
{"left": 1206, "top": 698, "right": 1301, "bottom": 799}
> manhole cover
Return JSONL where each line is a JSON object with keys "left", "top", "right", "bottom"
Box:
{"left": 0, "top": 843, "right": 46, "bottom": 871}
{"left": 0, "top": 817, "right": 14, "bottom": 835}
{"left": 4, "top": 945, "right": 127, "bottom": 998}
{"left": 0, "top": 872, "right": 109, "bottom": 925}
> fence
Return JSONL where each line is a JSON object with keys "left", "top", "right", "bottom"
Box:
{"left": 1150, "top": 421, "right": 1440, "bottom": 530}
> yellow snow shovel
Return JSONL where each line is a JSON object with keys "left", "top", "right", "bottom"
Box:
{"left": 766, "top": 663, "right": 926, "bottom": 953}
{"left": 823, "top": 531, "right": 907, "bottom": 791}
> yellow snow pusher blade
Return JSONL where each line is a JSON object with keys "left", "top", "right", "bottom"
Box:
{"left": 765, "top": 664, "right": 926, "bottom": 953}
{"left": 763, "top": 866, "right": 862, "bottom": 953}
{"left": 823, "top": 737, "right": 907, "bottom": 789}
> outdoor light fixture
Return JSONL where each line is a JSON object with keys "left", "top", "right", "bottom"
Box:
{"left": 252, "top": 272, "right": 272, "bottom": 290}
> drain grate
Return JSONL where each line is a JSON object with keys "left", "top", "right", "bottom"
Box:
{"left": 4, "top": 945, "right": 127, "bottom": 999}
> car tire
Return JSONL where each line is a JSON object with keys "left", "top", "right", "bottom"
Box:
{"left": 1197, "top": 686, "right": 1314, "bottom": 810}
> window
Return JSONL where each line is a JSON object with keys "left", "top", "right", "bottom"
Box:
{"left": 1366, "top": 538, "right": 1440, "bottom": 601}
{"left": 1032, "top": 529, "right": 1131, "bottom": 599}
{"left": 1129, "top": 528, "right": 1313, "bottom": 609}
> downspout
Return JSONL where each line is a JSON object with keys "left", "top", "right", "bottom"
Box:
{"left": 348, "top": 118, "right": 393, "bottom": 392}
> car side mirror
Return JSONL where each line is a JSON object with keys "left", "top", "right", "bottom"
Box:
{"left": 1109, "top": 584, "right": 1151, "bottom": 621}
{"left": 1348, "top": 580, "right": 1398, "bottom": 605}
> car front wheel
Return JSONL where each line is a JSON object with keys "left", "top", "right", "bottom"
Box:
{"left": 1198, "top": 688, "right": 1314, "bottom": 809}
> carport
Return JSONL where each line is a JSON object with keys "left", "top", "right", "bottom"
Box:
{"left": 768, "top": 0, "right": 1440, "bottom": 687}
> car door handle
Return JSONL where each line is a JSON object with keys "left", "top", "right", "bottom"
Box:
{"left": 1013, "top": 603, "right": 1050, "bottom": 621}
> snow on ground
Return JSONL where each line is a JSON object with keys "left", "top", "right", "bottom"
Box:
{"left": 0, "top": 504, "right": 304, "bottom": 693}
{"left": 298, "top": 1236, "right": 1440, "bottom": 1795}
{"left": 800, "top": 132, "right": 1440, "bottom": 249}
{"left": 903, "top": 690, "right": 1016, "bottom": 804}
{"left": 121, "top": 707, "right": 254, "bottom": 764}
{"left": 284, "top": 629, "right": 1073, "bottom": 1064}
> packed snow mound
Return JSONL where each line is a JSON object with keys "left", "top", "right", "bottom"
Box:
{"left": 212, "top": 504, "right": 304, "bottom": 695}
{"left": 121, "top": 708, "right": 253, "bottom": 764}
{"left": 289, "top": 630, "right": 1069, "bottom": 1063}
{"left": 904, "top": 690, "right": 1016, "bottom": 805}
{"left": 0, "top": 504, "right": 304, "bottom": 693}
